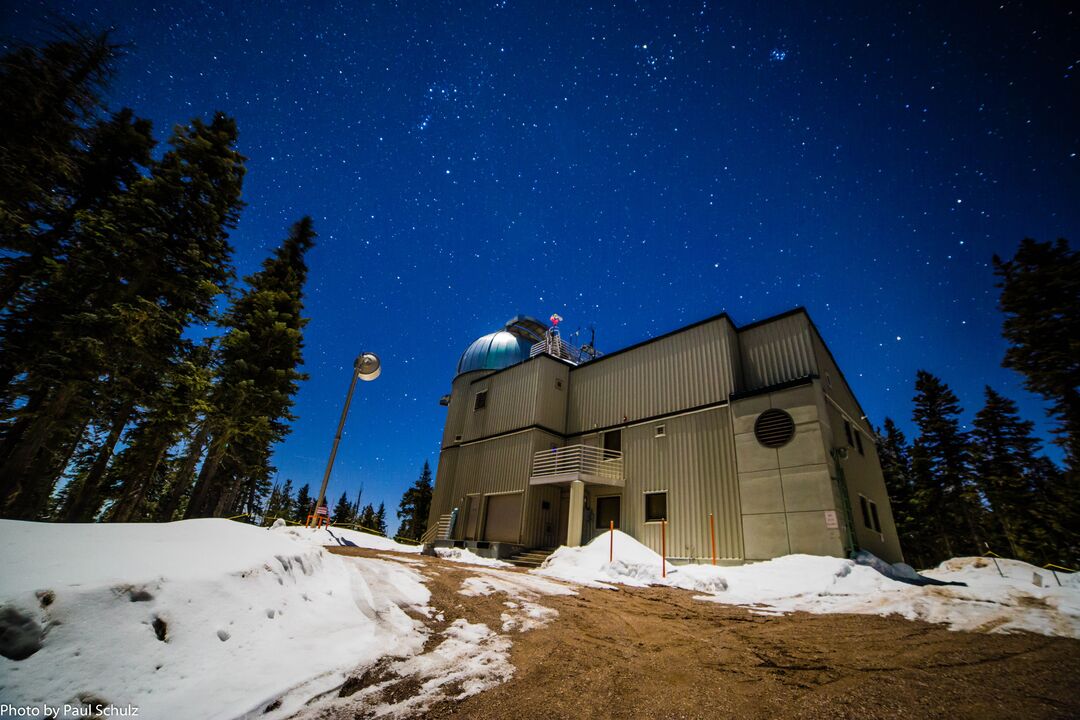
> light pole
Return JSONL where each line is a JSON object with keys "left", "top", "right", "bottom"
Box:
{"left": 312, "top": 352, "right": 381, "bottom": 524}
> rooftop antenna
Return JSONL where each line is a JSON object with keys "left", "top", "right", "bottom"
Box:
{"left": 580, "top": 324, "right": 600, "bottom": 360}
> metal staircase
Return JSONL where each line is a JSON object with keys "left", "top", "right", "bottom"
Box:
{"left": 420, "top": 508, "right": 457, "bottom": 544}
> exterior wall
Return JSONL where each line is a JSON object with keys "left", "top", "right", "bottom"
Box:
{"left": 738, "top": 312, "right": 818, "bottom": 391}
{"left": 810, "top": 328, "right": 903, "bottom": 563}
{"left": 732, "top": 382, "right": 846, "bottom": 560}
{"left": 441, "top": 371, "right": 491, "bottom": 448}
{"left": 431, "top": 428, "right": 562, "bottom": 547}
{"left": 576, "top": 405, "right": 742, "bottom": 561}
{"left": 566, "top": 315, "right": 738, "bottom": 435}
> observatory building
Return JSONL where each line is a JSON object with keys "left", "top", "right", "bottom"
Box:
{"left": 425, "top": 308, "right": 903, "bottom": 565}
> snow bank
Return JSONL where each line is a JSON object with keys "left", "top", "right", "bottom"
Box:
{"left": 272, "top": 524, "right": 421, "bottom": 553}
{"left": 533, "top": 530, "right": 680, "bottom": 588}
{"left": 0, "top": 519, "right": 431, "bottom": 719}
{"left": 435, "top": 547, "right": 514, "bottom": 568}
{"left": 535, "top": 532, "right": 1080, "bottom": 638}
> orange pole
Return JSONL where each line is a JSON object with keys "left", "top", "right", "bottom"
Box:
{"left": 609, "top": 520, "right": 614, "bottom": 562}
{"left": 661, "top": 519, "right": 667, "bottom": 578}
{"left": 709, "top": 513, "right": 717, "bottom": 566}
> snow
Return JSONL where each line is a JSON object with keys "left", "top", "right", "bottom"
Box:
{"left": 0, "top": 519, "right": 431, "bottom": 719}
{"left": 435, "top": 547, "right": 514, "bottom": 567}
{"left": 535, "top": 530, "right": 1080, "bottom": 638}
{"left": 458, "top": 569, "right": 575, "bottom": 634}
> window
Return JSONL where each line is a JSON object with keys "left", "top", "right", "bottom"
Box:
{"left": 595, "top": 496, "right": 620, "bottom": 529}
{"left": 644, "top": 491, "right": 667, "bottom": 522}
{"left": 859, "top": 495, "right": 881, "bottom": 532}
{"left": 855, "top": 431, "right": 864, "bottom": 456}
{"left": 655, "top": 424, "right": 666, "bottom": 438}
{"left": 473, "top": 390, "right": 487, "bottom": 410}
{"left": 603, "top": 429, "right": 622, "bottom": 454}
{"left": 843, "top": 420, "right": 854, "bottom": 446}
{"left": 555, "top": 378, "right": 564, "bottom": 390}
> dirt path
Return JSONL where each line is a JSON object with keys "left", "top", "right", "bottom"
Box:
{"left": 326, "top": 548, "right": 1080, "bottom": 720}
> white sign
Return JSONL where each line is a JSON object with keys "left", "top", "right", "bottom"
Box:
{"left": 824, "top": 510, "right": 838, "bottom": 529}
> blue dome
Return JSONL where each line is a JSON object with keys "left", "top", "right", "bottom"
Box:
{"left": 456, "top": 330, "right": 535, "bottom": 376}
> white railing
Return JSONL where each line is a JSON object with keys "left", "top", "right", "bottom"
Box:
{"left": 529, "top": 336, "right": 585, "bottom": 364}
{"left": 530, "top": 444, "right": 623, "bottom": 483}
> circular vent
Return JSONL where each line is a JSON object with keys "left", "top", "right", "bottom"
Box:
{"left": 754, "top": 409, "right": 795, "bottom": 448}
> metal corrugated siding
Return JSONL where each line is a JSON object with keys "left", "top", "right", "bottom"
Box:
{"left": 739, "top": 313, "right": 817, "bottom": 390}
{"left": 618, "top": 406, "right": 743, "bottom": 560}
{"left": 448, "top": 429, "right": 561, "bottom": 546}
{"left": 533, "top": 357, "right": 569, "bottom": 434}
{"left": 566, "top": 317, "right": 737, "bottom": 435}
{"left": 463, "top": 362, "right": 541, "bottom": 441}
{"left": 441, "top": 371, "right": 490, "bottom": 448}
{"left": 428, "top": 446, "right": 459, "bottom": 529}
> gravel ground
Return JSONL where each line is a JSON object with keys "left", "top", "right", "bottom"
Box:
{"left": 325, "top": 547, "right": 1080, "bottom": 720}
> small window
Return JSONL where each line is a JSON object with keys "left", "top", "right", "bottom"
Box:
{"left": 555, "top": 378, "right": 564, "bottom": 390}
{"left": 843, "top": 420, "right": 854, "bottom": 447}
{"left": 474, "top": 390, "right": 487, "bottom": 410}
{"left": 644, "top": 492, "right": 667, "bottom": 522}
{"left": 454, "top": 434, "right": 462, "bottom": 442}
{"left": 859, "top": 496, "right": 872, "bottom": 530}
{"left": 855, "top": 431, "right": 865, "bottom": 456}
{"left": 870, "top": 501, "right": 881, "bottom": 533}
{"left": 655, "top": 424, "right": 666, "bottom": 438}
{"left": 603, "top": 429, "right": 622, "bottom": 454}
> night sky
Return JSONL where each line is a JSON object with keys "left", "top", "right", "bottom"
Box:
{"left": 3, "top": 2, "right": 1078, "bottom": 530}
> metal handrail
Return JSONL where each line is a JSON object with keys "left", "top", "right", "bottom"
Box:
{"left": 531, "top": 444, "right": 623, "bottom": 479}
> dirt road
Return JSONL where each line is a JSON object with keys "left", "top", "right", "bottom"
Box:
{"left": 326, "top": 547, "right": 1080, "bottom": 720}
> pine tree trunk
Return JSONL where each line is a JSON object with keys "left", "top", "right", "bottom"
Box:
{"left": 0, "top": 381, "right": 78, "bottom": 515}
{"left": 60, "top": 400, "right": 134, "bottom": 522}
{"left": 184, "top": 434, "right": 227, "bottom": 518}
{"left": 109, "top": 439, "right": 171, "bottom": 523}
{"left": 155, "top": 423, "right": 209, "bottom": 521}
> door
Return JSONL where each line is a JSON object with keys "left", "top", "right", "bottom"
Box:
{"left": 595, "top": 495, "right": 621, "bottom": 532}
{"left": 483, "top": 493, "right": 522, "bottom": 543}
{"left": 463, "top": 495, "right": 482, "bottom": 540}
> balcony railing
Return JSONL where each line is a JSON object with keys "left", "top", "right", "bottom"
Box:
{"left": 529, "top": 336, "right": 587, "bottom": 365}
{"left": 529, "top": 444, "right": 624, "bottom": 486}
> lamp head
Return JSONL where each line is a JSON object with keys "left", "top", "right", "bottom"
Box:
{"left": 355, "top": 352, "right": 381, "bottom": 381}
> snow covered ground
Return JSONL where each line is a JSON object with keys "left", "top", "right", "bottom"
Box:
{"left": 4, "top": 520, "right": 1077, "bottom": 720}
{"left": 0, "top": 520, "right": 434, "bottom": 719}
{"left": 535, "top": 530, "right": 1080, "bottom": 638}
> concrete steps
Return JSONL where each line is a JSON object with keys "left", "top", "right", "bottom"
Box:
{"left": 506, "top": 547, "right": 558, "bottom": 568}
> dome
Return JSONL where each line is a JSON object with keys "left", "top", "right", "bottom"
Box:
{"left": 456, "top": 330, "right": 534, "bottom": 376}
{"left": 455, "top": 316, "right": 548, "bottom": 377}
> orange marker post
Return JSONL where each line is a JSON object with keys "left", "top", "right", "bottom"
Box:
{"left": 609, "top": 520, "right": 614, "bottom": 563}
{"left": 709, "top": 513, "right": 717, "bottom": 566}
{"left": 661, "top": 518, "right": 667, "bottom": 578}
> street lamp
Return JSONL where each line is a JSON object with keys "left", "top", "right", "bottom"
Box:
{"left": 312, "top": 352, "right": 381, "bottom": 524}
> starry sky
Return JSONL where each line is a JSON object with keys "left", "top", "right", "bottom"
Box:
{"left": 3, "top": 1, "right": 1078, "bottom": 530}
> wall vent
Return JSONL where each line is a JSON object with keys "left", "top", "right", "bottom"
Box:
{"left": 754, "top": 409, "right": 795, "bottom": 448}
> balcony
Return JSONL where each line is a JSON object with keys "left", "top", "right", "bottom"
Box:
{"left": 529, "top": 444, "right": 624, "bottom": 487}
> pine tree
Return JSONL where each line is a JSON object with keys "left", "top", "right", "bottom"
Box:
{"left": 0, "top": 27, "right": 131, "bottom": 308}
{"left": 357, "top": 503, "right": 377, "bottom": 532}
{"left": 910, "top": 371, "right": 983, "bottom": 562}
{"left": 396, "top": 460, "right": 433, "bottom": 540}
{"left": 184, "top": 218, "right": 315, "bottom": 518}
{"left": 876, "top": 419, "right": 926, "bottom": 566}
{"left": 333, "top": 491, "right": 354, "bottom": 524}
{"left": 263, "top": 484, "right": 283, "bottom": 525}
{"left": 375, "top": 502, "right": 387, "bottom": 535}
{"left": 970, "top": 387, "right": 1044, "bottom": 560}
{"left": 293, "top": 483, "right": 313, "bottom": 523}
{"left": 994, "top": 239, "right": 1080, "bottom": 468}
{"left": 0, "top": 112, "right": 243, "bottom": 519}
